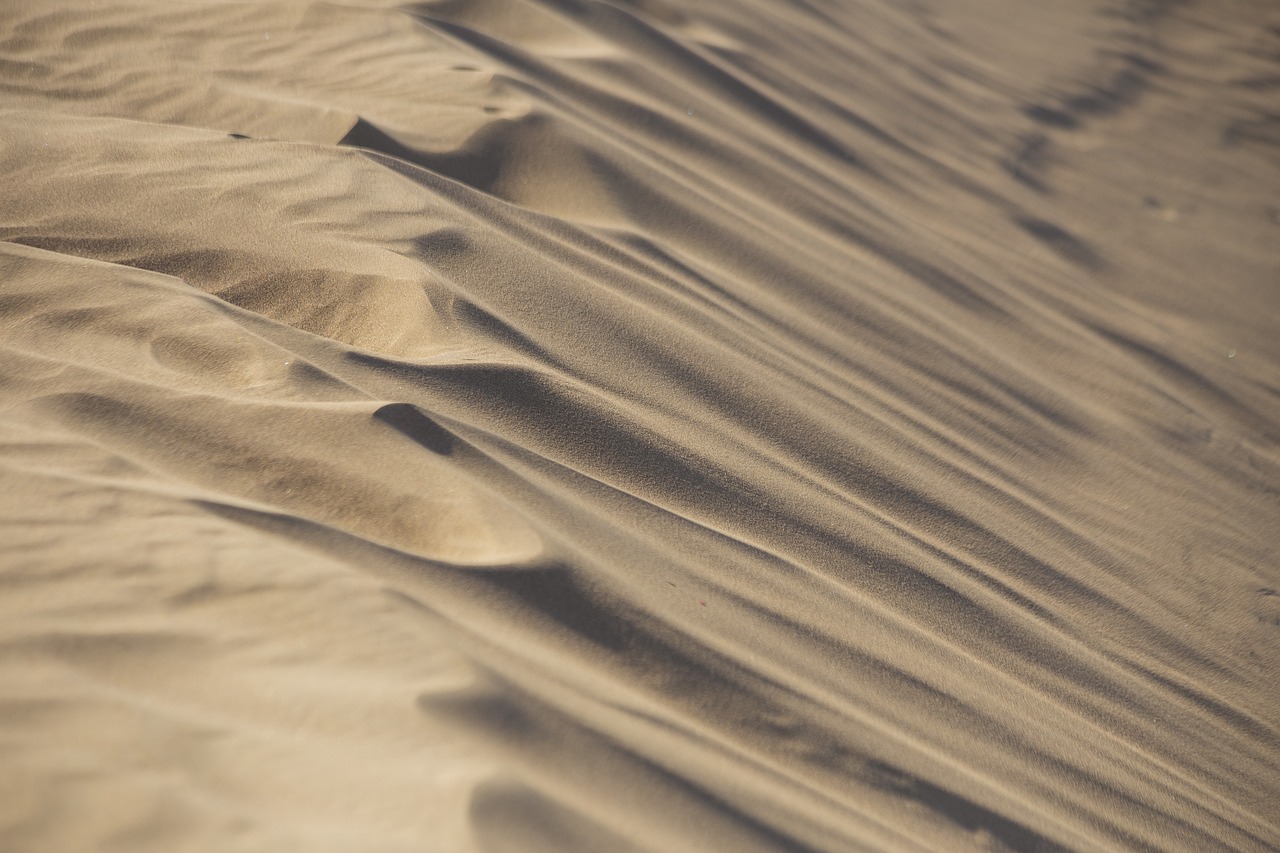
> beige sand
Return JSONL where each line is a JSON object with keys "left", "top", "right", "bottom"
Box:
{"left": 1, "top": 0, "right": 1278, "bottom": 850}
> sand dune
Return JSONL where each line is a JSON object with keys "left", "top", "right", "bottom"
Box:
{"left": 2, "top": 0, "right": 1278, "bottom": 850}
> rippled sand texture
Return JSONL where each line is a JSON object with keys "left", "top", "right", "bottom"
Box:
{"left": 2, "top": 0, "right": 1278, "bottom": 850}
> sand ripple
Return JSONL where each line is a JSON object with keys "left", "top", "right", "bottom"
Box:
{"left": 2, "top": 1, "right": 1278, "bottom": 850}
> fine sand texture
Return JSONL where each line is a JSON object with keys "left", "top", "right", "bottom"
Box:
{"left": 2, "top": 1, "right": 1279, "bottom": 850}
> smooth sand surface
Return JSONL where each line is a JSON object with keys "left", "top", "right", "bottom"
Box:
{"left": 2, "top": 1, "right": 1278, "bottom": 850}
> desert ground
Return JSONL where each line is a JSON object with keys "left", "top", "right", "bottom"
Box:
{"left": 1, "top": 0, "right": 1278, "bottom": 850}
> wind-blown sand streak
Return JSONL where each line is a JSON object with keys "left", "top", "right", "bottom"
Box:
{"left": 1, "top": 0, "right": 1278, "bottom": 850}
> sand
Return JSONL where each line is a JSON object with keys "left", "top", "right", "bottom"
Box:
{"left": 1, "top": 0, "right": 1278, "bottom": 850}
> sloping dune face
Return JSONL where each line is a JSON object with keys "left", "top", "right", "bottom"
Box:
{"left": 2, "top": 0, "right": 1278, "bottom": 850}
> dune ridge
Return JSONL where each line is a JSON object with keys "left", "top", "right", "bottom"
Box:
{"left": 2, "top": 0, "right": 1278, "bottom": 850}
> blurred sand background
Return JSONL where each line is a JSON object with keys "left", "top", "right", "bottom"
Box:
{"left": 1, "top": 0, "right": 1278, "bottom": 850}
